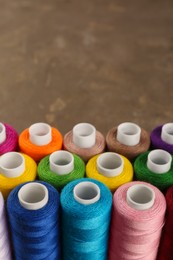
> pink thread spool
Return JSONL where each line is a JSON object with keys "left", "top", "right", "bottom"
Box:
{"left": 63, "top": 123, "right": 106, "bottom": 162}
{"left": 109, "top": 181, "right": 166, "bottom": 260}
{"left": 0, "top": 123, "right": 18, "bottom": 155}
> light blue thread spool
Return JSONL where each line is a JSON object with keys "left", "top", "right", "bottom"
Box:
{"left": 60, "top": 178, "right": 112, "bottom": 260}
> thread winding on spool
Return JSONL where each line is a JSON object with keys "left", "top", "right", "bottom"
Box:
{"left": 134, "top": 150, "right": 173, "bottom": 191}
{"left": 158, "top": 185, "right": 173, "bottom": 260}
{"left": 60, "top": 178, "right": 112, "bottom": 259}
{"left": 0, "top": 123, "right": 18, "bottom": 155}
{"left": 0, "top": 152, "right": 37, "bottom": 199}
{"left": 63, "top": 123, "right": 106, "bottom": 162}
{"left": 151, "top": 124, "right": 173, "bottom": 154}
{"left": 86, "top": 152, "right": 133, "bottom": 192}
{"left": 19, "top": 123, "right": 63, "bottom": 162}
{"left": 0, "top": 192, "right": 12, "bottom": 260}
{"left": 109, "top": 181, "right": 166, "bottom": 260}
{"left": 38, "top": 151, "right": 85, "bottom": 190}
{"left": 106, "top": 122, "right": 150, "bottom": 161}
{"left": 7, "top": 181, "right": 60, "bottom": 260}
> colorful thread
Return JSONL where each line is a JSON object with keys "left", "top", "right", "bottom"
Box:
{"left": 0, "top": 153, "right": 37, "bottom": 199}
{"left": 60, "top": 178, "right": 112, "bottom": 259}
{"left": 7, "top": 181, "right": 60, "bottom": 260}
{"left": 109, "top": 181, "right": 166, "bottom": 260}
{"left": 38, "top": 153, "right": 85, "bottom": 190}
{"left": 19, "top": 126, "right": 63, "bottom": 162}
{"left": 0, "top": 123, "right": 18, "bottom": 155}
{"left": 86, "top": 153, "right": 133, "bottom": 192}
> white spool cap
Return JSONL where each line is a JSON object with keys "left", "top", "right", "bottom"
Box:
{"left": 127, "top": 184, "right": 155, "bottom": 210}
{"left": 18, "top": 182, "right": 48, "bottom": 210}
{"left": 161, "top": 123, "right": 173, "bottom": 145}
{"left": 73, "top": 181, "right": 100, "bottom": 205}
{"left": 72, "top": 123, "right": 96, "bottom": 148}
{"left": 49, "top": 150, "right": 74, "bottom": 175}
{"left": 0, "top": 152, "right": 25, "bottom": 178}
{"left": 29, "top": 123, "right": 52, "bottom": 146}
{"left": 0, "top": 123, "right": 6, "bottom": 144}
{"left": 97, "top": 152, "right": 124, "bottom": 177}
{"left": 117, "top": 122, "right": 141, "bottom": 146}
{"left": 147, "top": 149, "right": 172, "bottom": 174}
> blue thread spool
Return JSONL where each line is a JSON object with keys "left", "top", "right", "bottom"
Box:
{"left": 60, "top": 178, "right": 112, "bottom": 259}
{"left": 7, "top": 181, "right": 60, "bottom": 260}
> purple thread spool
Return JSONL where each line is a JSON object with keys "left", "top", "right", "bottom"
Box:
{"left": 0, "top": 123, "right": 18, "bottom": 155}
{"left": 151, "top": 124, "right": 173, "bottom": 154}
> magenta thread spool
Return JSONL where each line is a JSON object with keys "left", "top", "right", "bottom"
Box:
{"left": 0, "top": 123, "right": 18, "bottom": 155}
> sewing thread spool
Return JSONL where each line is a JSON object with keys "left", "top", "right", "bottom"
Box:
{"left": 86, "top": 152, "right": 133, "bottom": 192}
{"left": 109, "top": 181, "right": 166, "bottom": 260}
{"left": 134, "top": 150, "right": 173, "bottom": 191}
{"left": 0, "top": 152, "right": 37, "bottom": 199}
{"left": 0, "top": 192, "right": 12, "bottom": 260}
{"left": 63, "top": 123, "right": 106, "bottom": 162}
{"left": 60, "top": 178, "right": 112, "bottom": 259}
{"left": 151, "top": 123, "right": 173, "bottom": 154}
{"left": 0, "top": 123, "right": 18, "bottom": 155}
{"left": 157, "top": 185, "right": 173, "bottom": 260}
{"left": 19, "top": 122, "right": 63, "bottom": 162}
{"left": 7, "top": 181, "right": 60, "bottom": 260}
{"left": 38, "top": 150, "right": 85, "bottom": 190}
{"left": 106, "top": 122, "right": 150, "bottom": 161}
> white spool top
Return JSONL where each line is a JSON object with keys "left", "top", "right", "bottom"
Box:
{"left": 0, "top": 152, "right": 25, "bottom": 178}
{"left": 18, "top": 182, "right": 48, "bottom": 210}
{"left": 147, "top": 149, "right": 172, "bottom": 174}
{"left": 117, "top": 122, "right": 141, "bottom": 146}
{"left": 97, "top": 152, "right": 124, "bottom": 177}
{"left": 29, "top": 123, "right": 52, "bottom": 146}
{"left": 161, "top": 123, "right": 173, "bottom": 145}
{"left": 72, "top": 123, "right": 96, "bottom": 148}
{"left": 49, "top": 150, "right": 74, "bottom": 175}
{"left": 127, "top": 184, "right": 155, "bottom": 210}
{"left": 0, "top": 123, "right": 6, "bottom": 144}
{"left": 73, "top": 181, "right": 100, "bottom": 205}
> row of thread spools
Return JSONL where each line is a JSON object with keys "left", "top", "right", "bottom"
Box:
{"left": 0, "top": 121, "right": 173, "bottom": 259}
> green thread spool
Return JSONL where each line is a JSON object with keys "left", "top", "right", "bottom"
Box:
{"left": 38, "top": 151, "right": 85, "bottom": 190}
{"left": 134, "top": 150, "right": 173, "bottom": 191}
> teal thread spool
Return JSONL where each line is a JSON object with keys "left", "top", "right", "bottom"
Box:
{"left": 38, "top": 151, "right": 85, "bottom": 190}
{"left": 134, "top": 150, "right": 173, "bottom": 191}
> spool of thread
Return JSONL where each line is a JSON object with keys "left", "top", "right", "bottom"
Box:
{"left": 134, "top": 150, "right": 173, "bottom": 191}
{"left": 106, "top": 122, "right": 150, "bottom": 161}
{"left": 19, "top": 122, "right": 63, "bottom": 162}
{"left": 151, "top": 123, "right": 173, "bottom": 154}
{"left": 0, "top": 123, "right": 18, "bottom": 155}
{"left": 0, "top": 192, "right": 12, "bottom": 260}
{"left": 60, "top": 178, "right": 112, "bottom": 259}
{"left": 109, "top": 181, "right": 166, "bottom": 260}
{"left": 7, "top": 181, "right": 60, "bottom": 260}
{"left": 86, "top": 152, "right": 133, "bottom": 192}
{"left": 0, "top": 152, "right": 37, "bottom": 199}
{"left": 63, "top": 123, "right": 106, "bottom": 162}
{"left": 157, "top": 185, "right": 173, "bottom": 260}
{"left": 38, "top": 150, "right": 85, "bottom": 190}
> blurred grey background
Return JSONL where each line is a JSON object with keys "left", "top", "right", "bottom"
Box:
{"left": 0, "top": 0, "right": 173, "bottom": 135}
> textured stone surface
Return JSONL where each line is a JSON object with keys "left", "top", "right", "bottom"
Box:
{"left": 0, "top": 0, "right": 173, "bottom": 135}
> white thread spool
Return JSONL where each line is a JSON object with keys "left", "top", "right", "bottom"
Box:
{"left": 0, "top": 123, "right": 6, "bottom": 144}
{"left": 127, "top": 184, "right": 155, "bottom": 210}
{"left": 97, "top": 152, "right": 124, "bottom": 177}
{"left": 73, "top": 123, "right": 96, "bottom": 148}
{"left": 117, "top": 122, "right": 141, "bottom": 146}
{"left": 73, "top": 181, "right": 100, "bottom": 205}
{"left": 161, "top": 123, "right": 173, "bottom": 145}
{"left": 0, "top": 152, "right": 25, "bottom": 178}
{"left": 18, "top": 183, "right": 48, "bottom": 210}
{"left": 147, "top": 149, "right": 172, "bottom": 174}
{"left": 49, "top": 150, "right": 74, "bottom": 175}
{"left": 29, "top": 123, "right": 52, "bottom": 146}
